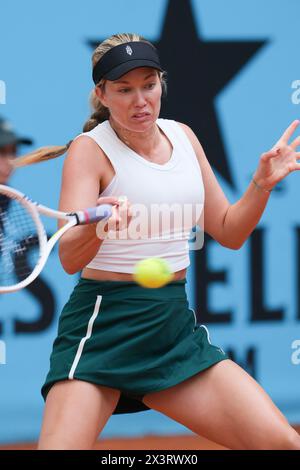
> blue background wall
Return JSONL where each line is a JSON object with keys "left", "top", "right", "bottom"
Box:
{"left": 0, "top": 0, "right": 300, "bottom": 443}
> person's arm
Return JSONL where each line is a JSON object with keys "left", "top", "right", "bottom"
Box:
{"left": 57, "top": 136, "right": 120, "bottom": 274}
{"left": 179, "top": 120, "right": 300, "bottom": 249}
{"left": 214, "top": 180, "right": 270, "bottom": 249}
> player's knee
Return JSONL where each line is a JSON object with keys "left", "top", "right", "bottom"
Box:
{"left": 267, "top": 427, "right": 300, "bottom": 450}
{"left": 38, "top": 431, "right": 94, "bottom": 450}
{"left": 281, "top": 429, "right": 300, "bottom": 450}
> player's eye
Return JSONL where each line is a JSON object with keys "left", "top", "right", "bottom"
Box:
{"left": 145, "top": 82, "right": 156, "bottom": 89}
{"left": 118, "top": 88, "right": 130, "bottom": 93}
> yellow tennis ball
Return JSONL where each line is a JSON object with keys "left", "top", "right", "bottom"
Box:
{"left": 133, "top": 258, "right": 174, "bottom": 288}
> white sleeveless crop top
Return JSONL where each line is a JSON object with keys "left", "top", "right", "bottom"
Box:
{"left": 75, "top": 118, "right": 204, "bottom": 273}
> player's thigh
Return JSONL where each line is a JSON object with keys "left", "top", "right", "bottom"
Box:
{"left": 142, "top": 359, "right": 300, "bottom": 450}
{"left": 38, "top": 379, "right": 120, "bottom": 450}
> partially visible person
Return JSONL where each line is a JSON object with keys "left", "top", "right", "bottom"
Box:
{"left": 0, "top": 117, "right": 33, "bottom": 281}
{"left": 0, "top": 116, "right": 32, "bottom": 184}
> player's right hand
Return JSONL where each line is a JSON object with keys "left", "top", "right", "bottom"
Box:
{"left": 96, "top": 195, "right": 132, "bottom": 238}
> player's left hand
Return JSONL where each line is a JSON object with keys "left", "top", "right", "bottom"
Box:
{"left": 253, "top": 119, "right": 300, "bottom": 191}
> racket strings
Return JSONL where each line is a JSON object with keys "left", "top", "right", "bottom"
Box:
{"left": 0, "top": 196, "right": 41, "bottom": 287}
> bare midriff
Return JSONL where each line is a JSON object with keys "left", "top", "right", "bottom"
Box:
{"left": 81, "top": 266, "right": 187, "bottom": 282}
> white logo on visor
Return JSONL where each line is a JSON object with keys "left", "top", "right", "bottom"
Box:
{"left": 126, "top": 45, "right": 133, "bottom": 56}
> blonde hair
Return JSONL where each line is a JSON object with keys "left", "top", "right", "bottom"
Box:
{"left": 14, "top": 32, "right": 167, "bottom": 168}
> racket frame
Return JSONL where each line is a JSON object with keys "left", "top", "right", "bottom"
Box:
{"left": 0, "top": 185, "right": 111, "bottom": 293}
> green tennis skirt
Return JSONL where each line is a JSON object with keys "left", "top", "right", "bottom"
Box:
{"left": 41, "top": 277, "right": 229, "bottom": 414}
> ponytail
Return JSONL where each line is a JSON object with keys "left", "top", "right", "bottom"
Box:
{"left": 82, "top": 87, "right": 109, "bottom": 132}
{"left": 13, "top": 140, "right": 73, "bottom": 168}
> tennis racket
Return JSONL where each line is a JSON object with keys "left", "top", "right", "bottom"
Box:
{"left": 0, "top": 185, "right": 113, "bottom": 293}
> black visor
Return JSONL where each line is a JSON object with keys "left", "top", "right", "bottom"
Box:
{"left": 92, "top": 41, "right": 163, "bottom": 85}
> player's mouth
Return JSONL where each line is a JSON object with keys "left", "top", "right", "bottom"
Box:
{"left": 132, "top": 112, "right": 151, "bottom": 121}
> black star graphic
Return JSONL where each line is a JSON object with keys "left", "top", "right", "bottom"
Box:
{"left": 87, "top": 0, "right": 267, "bottom": 188}
{"left": 156, "top": 0, "right": 267, "bottom": 189}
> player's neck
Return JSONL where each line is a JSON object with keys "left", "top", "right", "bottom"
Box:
{"left": 109, "top": 117, "right": 161, "bottom": 158}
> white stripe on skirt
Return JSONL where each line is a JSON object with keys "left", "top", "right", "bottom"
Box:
{"left": 68, "top": 295, "right": 102, "bottom": 380}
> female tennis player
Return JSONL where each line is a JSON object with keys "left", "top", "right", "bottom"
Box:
{"left": 16, "top": 33, "right": 300, "bottom": 450}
